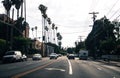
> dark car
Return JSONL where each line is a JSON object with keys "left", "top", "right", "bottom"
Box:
{"left": 67, "top": 54, "right": 75, "bottom": 59}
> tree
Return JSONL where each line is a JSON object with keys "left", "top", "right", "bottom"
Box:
{"left": 35, "top": 26, "right": 38, "bottom": 38}
{"left": 13, "top": 37, "right": 31, "bottom": 54}
{"left": 14, "top": 0, "right": 23, "bottom": 18}
{"left": 67, "top": 48, "right": 74, "bottom": 54}
{"left": 100, "top": 38, "right": 116, "bottom": 55}
{"left": 0, "top": 39, "right": 6, "bottom": 59}
{"left": 75, "top": 41, "right": 85, "bottom": 53}
{"left": 47, "top": 18, "right": 52, "bottom": 25}
{"left": 85, "top": 17, "right": 116, "bottom": 57}
{"left": 38, "top": 4, "right": 47, "bottom": 15}
{"left": 2, "top": 0, "right": 12, "bottom": 15}
{"left": 31, "top": 27, "right": 34, "bottom": 38}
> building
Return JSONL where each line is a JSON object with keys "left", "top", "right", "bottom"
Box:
{"left": 0, "top": 14, "right": 29, "bottom": 40}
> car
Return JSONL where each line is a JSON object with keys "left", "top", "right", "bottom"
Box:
{"left": 2, "top": 51, "right": 23, "bottom": 63}
{"left": 49, "top": 53, "right": 58, "bottom": 59}
{"left": 67, "top": 54, "right": 75, "bottom": 59}
{"left": 58, "top": 54, "right": 62, "bottom": 57}
{"left": 32, "top": 54, "right": 42, "bottom": 60}
{"left": 22, "top": 54, "right": 27, "bottom": 61}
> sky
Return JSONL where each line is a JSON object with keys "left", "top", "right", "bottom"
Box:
{"left": 0, "top": 0, "right": 120, "bottom": 47}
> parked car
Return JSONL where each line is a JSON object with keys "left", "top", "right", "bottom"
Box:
{"left": 22, "top": 54, "right": 27, "bottom": 61}
{"left": 49, "top": 53, "right": 58, "bottom": 59}
{"left": 2, "top": 51, "right": 23, "bottom": 63}
{"left": 32, "top": 54, "right": 42, "bottom": 60}
{"left": 67, "top": 54, "right": 75, "bottom": 59}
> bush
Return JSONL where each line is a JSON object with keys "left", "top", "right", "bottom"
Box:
{"left": 0, "top": 39, "right": 6, "bottom": 59}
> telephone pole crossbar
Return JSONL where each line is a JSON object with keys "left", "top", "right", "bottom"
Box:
{"left": 89, "top": 12, "right": 99, "bottom": 23}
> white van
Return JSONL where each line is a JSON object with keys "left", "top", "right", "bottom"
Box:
{"left": 2, "top": 51, "right": 23, "bottom": 63}
{"left": 79, "top": 50, "right": 88, "bottom": 60}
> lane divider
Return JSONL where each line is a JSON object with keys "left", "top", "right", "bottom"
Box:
{"left": 67, "top": 59, "right": 73, "bottom": 75}
{"left": 11, "top": 60, "right": 59, "bottom": 78}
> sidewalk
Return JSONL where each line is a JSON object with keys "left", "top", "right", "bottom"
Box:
{"left": 96, "top": 60, "right": 120, "bottom": 67}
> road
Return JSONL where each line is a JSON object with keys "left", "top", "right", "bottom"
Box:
{"left": 0, "top": 56, "right": 120, "bottom": 78}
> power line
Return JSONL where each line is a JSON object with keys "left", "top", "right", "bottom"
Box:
{"left": 60, "top": 30, "right": 92, "bottom": 34}
{"left": 78, "top": 36, "right": 85, "bottom": 42}
{"left": 106, "top": 0, "right": 119, "bottom": 16}
{"left": 27, "top": 15, "right": 41, "bottom": 22}
{"left": 84, "top": 0, "right": 100, "bottom": 27}
{"left": 109, "top": 7, "right": 120, "bottom": 19}
{"left": 115, "top": 14, "right": 120, "bottom": 20}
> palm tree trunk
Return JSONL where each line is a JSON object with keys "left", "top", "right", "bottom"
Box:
{"left": 17, "top": 9, "right": 19, "bottom": 19}
{"left": 32, "top": 31, "right": 34, "bottom": 38}
{"left": 24, "top": 0, "right": 26, "bottom": 21}
{"left": 21, "top": 1, "right": 23, "bottom": 18}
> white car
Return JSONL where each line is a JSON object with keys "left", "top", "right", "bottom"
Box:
{"left": 32, "top": 54, "right": 42, "bottom": 60}
{"left": 22, "top": 54, "right": 27, "bottom": 61}
{"left": 2, "top": 51, "right": 23, "bottom": 63}
{"left": 49, "top": 53, "right": 58, "bottom": 59}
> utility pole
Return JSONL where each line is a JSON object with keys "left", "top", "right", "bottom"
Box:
{"left": 78, "top": 36, "right": 84, "bottom": 42}
{"left": 89, "top": 12, "right": 99, "bottom": 59}
{"left": 89, "top": 12, "right": 99, "bottom": 23}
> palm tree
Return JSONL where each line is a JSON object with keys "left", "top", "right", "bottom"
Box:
{"left": 38, "top": 4, "right": 47, "bottom": 15}
{"left": 14, "top": 0, "right": 23, "bottom": 19}
{"left": 35, "top": 26, "right": 38, "bottom": 38}
{"left": 55, "top": 26, "right": 58, "bottom": 44}
{"left": 38, "top": 4, "right": 48, "bottom": 57}
{"left": 38, "top": 4, "right": 47, "bottom": 41}
{"left": 2, "top": 0, "right": 12, "bottom": 19}
{"left": 52, "top": 23, "right": 55, "bottom": 43}
{"left": 47, "top": 18, "right": 52, "bottom": 25}
{"left": 31, "top": 27, "right": 34, "bottom": 38}
{"left": 47, "top": 18, "right": 52, "bottom": 42}
{"left": 2, "top": 0, "right": 12, "bottom": 50}
{"left": 57, "top": 32, "right": 62, "bottom": 48}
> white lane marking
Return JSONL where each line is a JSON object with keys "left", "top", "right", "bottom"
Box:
{"left": 102, "top": 65, "right": 120, "bottom": 72}
{"left": 67, "top": 59, "right": 73, "bottom": 75}
{"left": 113, "top": 76, "right": 116, "bottom": 78}
{"left": 97, "top": 68, "right": 102, "bottom": 70}
{"left": 45, "top": 68, "right": 65, "bottom": 72}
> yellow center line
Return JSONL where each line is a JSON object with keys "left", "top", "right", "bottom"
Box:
{"left": 11, "top": 60, "right": 59, "bottom": 78}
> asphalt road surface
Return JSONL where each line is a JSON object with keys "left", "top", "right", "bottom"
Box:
{"left": 0, "top": 56, "right": 120, "bottom": 78}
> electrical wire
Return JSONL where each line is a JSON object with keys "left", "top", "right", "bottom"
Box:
{"left": 106, "top": 0, "right": 119, "bottom": 16}
{"left": 60, "top": 30, "right": 92, "bottom": 35}
{"left": 109, "top": 7, "right": 120, "bottom": 19}
{"left": 114, "top": 14, "right": 120, "bottom": 20}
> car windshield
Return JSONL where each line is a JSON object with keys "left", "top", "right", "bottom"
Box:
{"left": 50, "top": 53, "right": 56, "bottom": 55}
{"left": 5, "top": 52, "right": 15, "bottom": 55}
{"left": 34, "top": 54, "right": 40, "bottom": 56}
